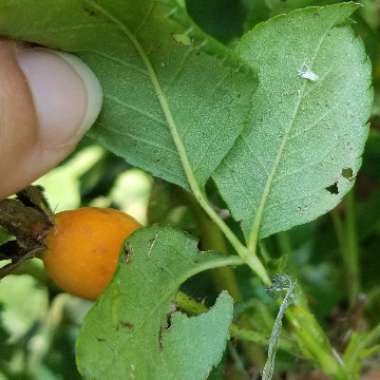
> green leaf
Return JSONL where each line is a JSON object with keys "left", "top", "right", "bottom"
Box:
{"left": 77, "top": 226, "right": 241, "bottom": 380}
{"left": 213, "top": 3, "right": 373, "bottom": 242}
{"left": 0, "top": 0, "right": 256, "bottom": 190}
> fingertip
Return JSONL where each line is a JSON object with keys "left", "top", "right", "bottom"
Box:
{"left": 54, "top": 51, "right": 103, "bottom": 138}
{"left": 16, "top": 46, "right": 103, "bottom": 149}
{"left": 0, "top": 41, "right": 103, "bottom": 199}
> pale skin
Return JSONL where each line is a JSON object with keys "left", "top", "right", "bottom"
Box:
{"left": 0, "top": 38, "right": 102, "bottom": 199}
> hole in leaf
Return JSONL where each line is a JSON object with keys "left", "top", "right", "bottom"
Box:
{"left": 124, "top": 244, "right": 134, "bottom": 264}
{"left": 325, "top": 182, "right": 339, "bottom": 195}
{"left": 159, "top": 306, "right": 176, "bottom": 350}
{"left": 341, "top": 168, "right": 354, "bottom": 180}
{"left": 119, "top": 320, "right": 134, "bottom": 330}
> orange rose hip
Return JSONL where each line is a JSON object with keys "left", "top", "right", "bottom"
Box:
{"left": 43, "top": 207, "right": 141, "bottom": 300}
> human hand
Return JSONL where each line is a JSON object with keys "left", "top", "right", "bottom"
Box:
{"left": 0, "top": 39, "right": 102, "bottom": 199}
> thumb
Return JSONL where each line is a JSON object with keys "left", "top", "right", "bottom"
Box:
{"left": 0, "top": 39, "right": 102, "bottom": 199}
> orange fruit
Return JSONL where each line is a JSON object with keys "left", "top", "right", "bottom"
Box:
{"left": 43, "top": 207, "right": 141, "bottom": 300}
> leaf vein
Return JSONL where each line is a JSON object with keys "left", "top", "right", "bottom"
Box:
{"left": 247, "top": 17, "right": 341, "bottom": 248}
{"left": 105, "top": 94, "right": 166, "bottom": 126}
{"left": 98, "top": 122, "right": 178, "bottom": 155}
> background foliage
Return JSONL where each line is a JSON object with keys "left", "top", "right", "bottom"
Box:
{"left": 0, "top": 0, "right": 380, "bottom": 379}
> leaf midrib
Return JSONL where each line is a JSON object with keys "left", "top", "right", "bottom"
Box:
{"left": 247, "top": 16, "right": 341, "bottom": 249}
{"left": 84, "top": 0, "right": 198, "bottom": 191}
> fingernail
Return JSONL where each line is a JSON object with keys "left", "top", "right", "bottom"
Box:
{"left": 15, "top": 46, "right": 103, "bottom": 148}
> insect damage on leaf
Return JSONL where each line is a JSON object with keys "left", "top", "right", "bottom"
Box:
{"left": 124, "top": 243, "right": 134, "bottom": 264}
{"left": 341, "top": 167, "right": 354, "bottom": 180}
{"left": 325, "top": 182, "right": 339, "bottom": 195}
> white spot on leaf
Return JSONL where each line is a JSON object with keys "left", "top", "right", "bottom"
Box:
{"left": 298, "top": 63, "right": 319, "bottom": 82}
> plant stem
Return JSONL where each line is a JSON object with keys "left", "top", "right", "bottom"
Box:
{"left": 276, "top": 232, "right": 292, "bottom": 257}
{"left": 190, "top": 188, "right": 271, "bottom": 285}
{"left": 345, "top": 191, "right": 360, "bottom": 307}
{"left": 331, "top": 191, "right": 360, "bottom": 308}
{"left": 183, "top": 192, "right": 242, "bottom": 301}
{"left": 192, "top": 191, "right": 270, "bottom": 285}
{"left": 276, "top": 232, "right": 298, "bottom": 274}
{"left": 175, "top": 291, "right": 297, "bottom": 354}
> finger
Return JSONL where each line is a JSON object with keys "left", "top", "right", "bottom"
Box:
{"left": 0, "top": 39, "right": 102, "bottom": 199}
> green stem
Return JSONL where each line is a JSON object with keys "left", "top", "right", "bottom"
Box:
{"left": 276, "top": 232, "right": 292, "bottom": 257}
{"left": 331, "top": 191, "right": 360, "bottom": 308}
{"left": 194, "top": 192, "right": 270, "bottom": 285}
{"left": 276, "top": 232, "right": 297, "bottom": 274}
{"left": 183, "top": 193, "right": 242, "bottom": 301}
{"left": 187, "top": 198, "right": 270, "bottom": 366}
{"left": 175, "top": 291, "right": 297, "bottom": 355}
{"left": 345, "top": 191, "right": 360, "bottom": 307}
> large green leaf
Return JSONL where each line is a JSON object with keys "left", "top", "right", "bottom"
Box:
{"left": 77, "top": 226, "right": 241, "bottom": 380}
{"left": 0, "top": 0, "right": 256, "bottom": 189}
{"left": 213, "top": 3, "right": 373, "bottom": 241}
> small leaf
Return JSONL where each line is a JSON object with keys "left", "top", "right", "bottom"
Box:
{"left": 213, "top": 3, "right": 373, "bottom": 241}
{"left": 77, "top": 226, "right": 241, "bottom": 380}
{"left": 0, "top": 0, "right": 257, "bottom": 190}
